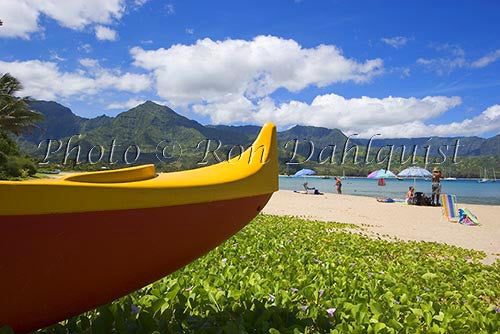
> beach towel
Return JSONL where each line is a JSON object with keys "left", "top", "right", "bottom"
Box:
{"left": 458, "top": 208, "right": 480, "bottom": 226}
{"left": 440, "top": 194, "right": 459, "bottom": 222}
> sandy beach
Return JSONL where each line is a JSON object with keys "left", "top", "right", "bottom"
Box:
{"left": 263, "top": 190, "right": 500, "bottom": 264}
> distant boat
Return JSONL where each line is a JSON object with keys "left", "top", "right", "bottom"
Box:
{"left": 478, "top": 168, "right": 489, "bottom": 183}
{"left": 320, "top": 175, "right": 331, "bottom": 179}
{"left": 441, "top": 167, "right": 456, "bottom": 181}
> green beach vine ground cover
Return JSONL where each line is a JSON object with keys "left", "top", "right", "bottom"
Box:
{"left": 3, "top": 215, "right": 499, "bottom": 333}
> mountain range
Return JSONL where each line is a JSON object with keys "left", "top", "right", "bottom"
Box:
{"left": 19, "top": 100, "right": 499, "bottom": 168}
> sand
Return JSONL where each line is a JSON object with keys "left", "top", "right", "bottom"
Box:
{"left": 263, "top": 190, "right": 500, "bottom": 264}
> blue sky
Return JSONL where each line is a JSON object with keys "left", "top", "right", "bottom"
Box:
{"left": 0, "top": 0, "right": 499, "bottom": 138}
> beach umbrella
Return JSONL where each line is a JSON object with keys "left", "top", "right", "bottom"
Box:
{"left": 293, "top": 168, "right": 316, "bottom": 177}
{"left": 293, "top": 168, "right": 317, "bottom": 192}
{"left": 397, "top": 166, "right": 432, "bottom": 187}
{"left": 367, "top": 169, "right": 397, "bottom": 179}
{"left": 398, "top": 166, "right": 432, "bottom": 178}
{"left": 367, "top": 169, "right": 396, "bottom": 187}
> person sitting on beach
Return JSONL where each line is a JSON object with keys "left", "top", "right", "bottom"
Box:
{"left": 302, "top": 182, "right": 322, "bottom": 195}
{"left": 335, "top": 177, "right": 342, "bottom": 194}
{"left": 406, "top": 186, "right": 415, "bottom": 204}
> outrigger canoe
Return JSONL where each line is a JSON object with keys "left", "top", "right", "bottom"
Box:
{"left": 0, "top": 123, "right": 278, "bottom": 333}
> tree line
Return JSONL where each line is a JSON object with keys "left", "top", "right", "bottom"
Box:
{"left": 0, "top": 73, "right": 43, "bottom": 179}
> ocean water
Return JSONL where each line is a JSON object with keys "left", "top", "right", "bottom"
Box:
{"left": 279, "top": 176, "right": 500, "bottom": 205}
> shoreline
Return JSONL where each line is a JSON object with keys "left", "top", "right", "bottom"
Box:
{"left": 279, "top": 176, "right": 500, "bottom": 206}
{"left": 300, "top": 189, "right": 500, "bottom": 206}
{"left": 262, "top": 190, "right": 500, "bottom": 264}
{"left": 34, "top": 172, "right": 499, "bottom": 205}
{"left": 280, "top": 174, "right": 497, "bottom": 181}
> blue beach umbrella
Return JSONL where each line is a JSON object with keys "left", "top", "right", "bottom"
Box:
{"left": 398, "top": 166, "right": 432, "bottom": 178}
{"left": 293, "top": 168, "right": 316, "bottom": 177}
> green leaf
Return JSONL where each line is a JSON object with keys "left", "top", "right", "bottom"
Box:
{"left": 373, "top": 322, "right": 386, "bottom": 334}
{"left": 165, "top": 284, "right": 181, "bottom": 301}
{"left": 224, "top": 321, "right": 240, "bottom": 334}
{"left": 139, "top": 311, "right": 159, "bottom": 332}
{"left": 388, "top": 319, "right": 403, "bottom": 330}
{"left": 433, "top": 312, "right": 445, "bottom": 322}
{"left": 0, "top": 326, "right": 14, "bottom": 334}
{"left": 369, "top": 301, "right": 383, "bottom": 315}
{"left": 91, "top": 308, "right": 114, "bottom": 334}
{"left": 410, "top": 308, "right": 424, "bottom": 318}
{"left": 422, "top": 272, "right": 438, "bottom": 280}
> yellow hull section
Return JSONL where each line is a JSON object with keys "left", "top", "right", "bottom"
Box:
{"left": 0, "top": 123, "right": 278, "bottom": 216}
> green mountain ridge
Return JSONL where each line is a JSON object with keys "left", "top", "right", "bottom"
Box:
{"left": 20, "top": 100, "right": 499, "bottom": 173}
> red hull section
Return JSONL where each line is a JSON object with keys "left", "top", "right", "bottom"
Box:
{"left": 0, "top": 194, "right": 271, "bottom": 333}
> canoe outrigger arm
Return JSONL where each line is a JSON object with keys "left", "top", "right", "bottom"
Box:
{"left": 0, "top": 123, "right": 278, "bottom": 333}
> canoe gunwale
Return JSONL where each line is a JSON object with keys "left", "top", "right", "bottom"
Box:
{"left": 0, "top": 123, "right": 278, "bottom": 216}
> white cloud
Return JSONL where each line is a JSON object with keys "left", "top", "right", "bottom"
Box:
{"left": 78, "top": 43, "right": 93, "bottom": 53}
{"left": 79, "top": 58, "right": 100, "bottom": 69}
{"left": 418, "top": 45, "right": 500, "bottom": 74}
{"left": 414, "top": 44, "right": 500, "bottom": 75}
{"left": 49, "top": 51, "right": 66, "bottom": 62}
{"left": 107, "top": 98, "right": 170, "bottom": 110}
{"left": 191, "top": 93, "right": 464, "bottom": 137}
{"left": 191, "top": 91, "right": 500, "bottom": 137}
{"left": 361, "top": 105, "right": 500, "bottom": 137}
{"left": 131, "top": 35, "right": 383, "bottom": 105}
{"left": 95, "top": 25, "right": 118, "bottom": 41}
{"left": 185, "top": 28, "right": 194, "bottom": 35}
{"left": 192, "top": 94, "right": 256, "bottom": 124}
{"left": 416, "top": 56, "right": 467, "bottom": 75}
{"left": 0, "top": 0, "right": 40, "bottom": 39}
{"left": 166, "top": 4, "right": 175, "bottom": 14}
{"left": 400, "top": 68, "right": 410, "bottom": 78}
{"left": 471, "top": 49, "right": 500, "bottom": 68}
{"left": 0, "top": 59, "right": 151, "bottom": 100}
{"left": 0, "top": 0, "right": 125, "bottom": 39}
{"left": 417, "top": 44, "right": 466, "bottom": 75}
{"left": 106, "top": 98, "right": 146, "bottom": 110}
{"left": 381, "top": 36, "right": 409, "bottom": 49}
{"left": 134, "top": 0, "right": 150, "bottom": 6}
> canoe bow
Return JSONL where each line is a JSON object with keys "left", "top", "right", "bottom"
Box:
{"left": 0, "top": 123, "right": 278, "bottom": 332}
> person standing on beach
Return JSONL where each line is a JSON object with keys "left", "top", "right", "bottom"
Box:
{"left": 335, "top": 177, "right": 342, "bottom": 194}
{"left": 431, "top": 167, "right": 443, "bottom": 206}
